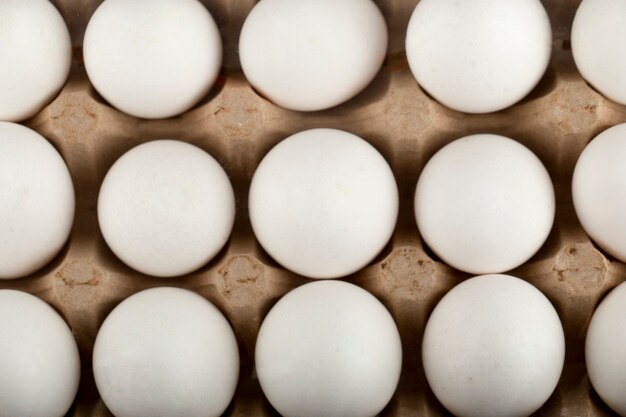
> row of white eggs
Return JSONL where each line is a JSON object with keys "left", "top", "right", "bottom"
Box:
{"left": 5, "top": 273, "right": 626, "bottom": 417}
{"left": 2, "top": 0, "right": 626, "bottom": 120}
{"left": 2, "top": 121, "right": 626, "bottom": 281}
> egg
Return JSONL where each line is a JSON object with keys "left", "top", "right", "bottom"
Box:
{"left": 586, "top": 282, "right": 626, "bottom": 416}
{"left": 0, "top": 122, "right": 75, "bottom": 279}
{"left": 83, "top": 0, "right": 222, "bottom": 119}
{"left": 415, "top": 134, "right": 554, "bottom": 274}
{"left": 249, "top": 128, "right": 398, "bottom": 279}
{"left": 0, "top": 0, "right": 72, "bottom": 122}
{"left": 255, "top": 280, "right": 402, "bottom": 417}
{"left": 405, "top": 0, "right": 552, "bottom": 113}
{"left": 572, "top": 0, "right": 626, "bottom": 106}
{"left": 98, "top": 140, "right": 235, "bottom": 278}
{"left": 0, "top": 290, "right": 80, "bottom": 417}
{"left": 423, "top": 274, "right": 565, "bottom": 417}
{"left": 572, "top": 123, "right": 626, "bottom": 262}
{"left": 239, "top": 0, "right": 388, "bottom": 111}
{"left": 93, "top": 287, "right": 240, "bottom": 417}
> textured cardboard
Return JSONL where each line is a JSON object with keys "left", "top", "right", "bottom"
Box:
{"left": 2, "top": 0, "right": 625, "bottom": 415}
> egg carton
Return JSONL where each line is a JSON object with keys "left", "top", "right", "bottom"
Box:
{"left": 3, "top": 0, "right": 626, "bottom": 415}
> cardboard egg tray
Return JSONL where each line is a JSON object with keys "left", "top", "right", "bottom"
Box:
{"left": 4, "top": 0, "right": 626, "bottom": 415}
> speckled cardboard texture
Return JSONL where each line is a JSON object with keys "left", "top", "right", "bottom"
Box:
{"left": 2, "top": 0, "right": 626, "bottom": 415}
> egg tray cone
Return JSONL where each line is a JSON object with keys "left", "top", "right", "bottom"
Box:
{"left": 3, "top": 0, "right": 626, "bottom": 416}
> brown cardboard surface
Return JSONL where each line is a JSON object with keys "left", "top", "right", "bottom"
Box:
{"left": 2, "top": 0, "right": 626, "bottom": 415}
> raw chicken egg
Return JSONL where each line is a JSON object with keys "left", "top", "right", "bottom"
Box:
{"left": 586, "top": 282, "right": 626, "bottom": 416}
{"left": 0, "top": 122, "right": 75, "bottom": 279}
{"left": 406, "top": 0, "right": 552, "bottom": 113}
{"left": 415, "top": 134, "right": 554, "bottom": 274}
{"left": 256, "top": 280, "right": 402, "bottom": 417}
{"left": 84, "top": 0, "right": 222, "bottom": 119}
{"left": 98, "top": 140, "right": 235, "bottom": 278}
{"left": 572, "top": 0, "right": 626, "bottom": 106}
{"left": 0, "top": 290, "right": 80, "bottom": 417}
{"left": 249, "top": 128, "right": 398, "bottom": 279}
{"left": 93, "top": 287, "right": 239, "bottom": 417}
{"left": 572, "top": 123, "right": 626, "bottom": 262}
{"left": 239, "top": 0, "right": 388, "bottom": 111}
{"left": 423, "top": 274, "right": 565, "bottom": 417}
{"left": 0, "top": 0, "right": 71, "bottom": 121}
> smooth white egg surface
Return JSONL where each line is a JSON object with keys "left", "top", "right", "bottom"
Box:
{"left": 423, "top": 274, "right": 565, "bottom": 417}
{"left": 572, "top": 0, "right": 626, "bottom": 106}
{"left": 249, "top": 128, "right": 398, "bottom": 279}
{"left": 255, "top": 280, "right": 402, "bottom": 417}
{"left": 586, "top": 282, "right": 626, "bottom": 416}
{"left": 83, "top": 0, "right": 222, "bottom": 119}
{"left": 0, "top": 0, "right": 72, "bottom": 122}
{"left": 98, "top": 140, "right": 235, "bottom": 278}
{"left": 572, "top": 123, "right": 626, "bottom": 262}
{"left": 415, "top": 134, "right": 555, "bottom": 275}
{"left": 0, "top": 122, "right": 75, "bottom": 279}
{"left": 239, "top": 0, "right": 388, "bottom": 111}
{"left": 93, "top": 287, "right": 240, "bottom": 417}
{"left": 0, "top": 290, "right": 80, "bottom": 417}
{"left": 405, "top": 0, "right": 552, "bottom": 113}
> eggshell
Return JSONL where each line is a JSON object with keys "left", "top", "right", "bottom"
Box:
{"left": 572, "top": 123, "right": 626, "bottom": 262}
{"left": 422, "top": 274, "right": 565, "bottom": 417}
{"left": 572, "top": 0, "right": 626, "bottom": 106}
{"left": 255, "top": 280, "right": 402, "bottom": 417}
{"left": 0, "top": 0, "right": 72, "bottom": 122}
{"left": 0, "top": 122, "right": 75, "bottom": 279}
{"left": 239, "top": 0, "right": 388, "bottom": 111}
{"left": 0, "top": 290, "right": 80, "bottom": 417}
{"left": 249, "top": 128, "right": 398, "bottom": 279}
{"left": 405, "top": 0, "right": 552, "bottom": 113}
{"left": 586, "top": 282, "right": 626, "bottom": 417}
{"left": 93, "top": 287, "right": 240, "bottom": 417}
{"left": 98, "top": 140, "right": 235, "bottom": 277}
{"left": 83, "top": 0, "right": 222, "bottom": 119}
{"left": 414, "top": 134, "right": 555, "bottom": 274}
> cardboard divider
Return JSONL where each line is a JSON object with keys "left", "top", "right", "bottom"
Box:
{"left": 2, "top": 0, "right": 626, "bottom": 415}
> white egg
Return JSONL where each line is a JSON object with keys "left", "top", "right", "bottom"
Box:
{"left": 249, "top": 128, "right": 398, "bottom": 279}
{"left": 572, "top": 123, "right": 626, "bottom": 262}
{"left": 256, "top": 280, "right": 402, "bottom": 417}
{"left": 586, "top": 282, "right": 626, "bottom": 416}
{"left": 98, "top": 140, "right": 235, "bottom": 278}
{"left": 83, "top": 0, "right": 222, "bottom": 119}
{"left": 0, "top": 122, "right": 75, "bottom": 279}
{"left": 572, "top": 0, "right": 626, "bottom": 106}
{"left": 405, "top": 0, "right": 552, "bottom": 113}
{"left": 239, "top": 0, "right": 388, "bottom": 111}
{"left": 414, "top": 134, "right": 555, "bottom": 274}
{"left": 423, "top": 274, "right": 565, "bottom": 417}
{"left": 93, "top": 287, "right": 240, "bottom": 417}
{"left": 0, "top": 0, "right": 72, "bottom": 122}
{"left": 0, "top": 290, "right": 80, "bottom": 417}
